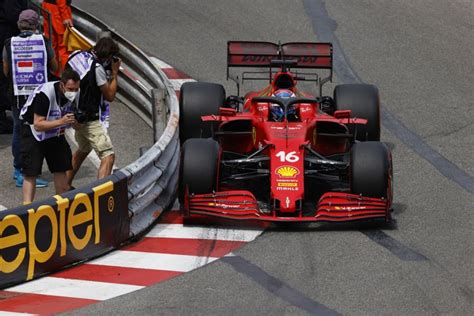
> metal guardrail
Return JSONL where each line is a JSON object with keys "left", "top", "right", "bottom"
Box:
{"left": 72, "top": 6, "right": 180, "bottom": 237}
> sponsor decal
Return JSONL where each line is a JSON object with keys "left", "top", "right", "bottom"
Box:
{"left": 275, "top": 166, "right": 299, "bottom": 178}
{"left": 334, "top": 206, "right": 367, "bottom": 211}
{"left": 207, "top": 203, "right": 240, "bottom": 209}
{"left": 285, "top": 197, "right": 290, "bottom": 208}
{"left": 277, "top": 182, "right": 298, "bottom": 187}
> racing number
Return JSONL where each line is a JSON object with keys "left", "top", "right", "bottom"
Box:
{"left": 276, "top": 151, "right": 299, "bottom": 162}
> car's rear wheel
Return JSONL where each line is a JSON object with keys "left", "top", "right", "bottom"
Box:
{"left": 179, "top": 82, "right": 225, "bottom": 144}
{"left": 179, "top": 138, "right": 220, "bottom": 204}
{"left": 350, "top": 142, "right": 392, "bottom": 199}
{"left": 334, "top": 84, "right": 380, "bottom": 141}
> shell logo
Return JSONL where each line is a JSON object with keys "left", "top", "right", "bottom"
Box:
{"left": 275, "top": 166, "right": 300, "bottom": 178}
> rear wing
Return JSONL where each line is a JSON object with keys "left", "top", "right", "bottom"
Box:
{"left": 227, "top": 41, "right": 332, "bottom": 69}
{"left": 227, "top": 41, "right": 333, "bottom": 93}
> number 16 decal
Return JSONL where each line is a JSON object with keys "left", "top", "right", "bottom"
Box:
{"left": 275, "top": 151, "right": 299, "bottom": 162}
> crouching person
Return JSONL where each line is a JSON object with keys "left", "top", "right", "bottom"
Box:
{"left": 19, "top": 68, "right": 80, "bottom": 204}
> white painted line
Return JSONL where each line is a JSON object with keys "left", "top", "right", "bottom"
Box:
{"left": 146, "top": 224, "right": 263, "bottom": 242}
{"left": 6, "top": 277, "right": 143, "bottom": 301}
{"left": 0, "top": 312, "right": 36, "bottom": 316}
{"left": 169, "top": 78, "right": 196, "bottom": 91}
{"left": 0, "top": 204, "right": 7, "bottom": 211}
{"left": 89, "top": 250, "right": 219, "bottom": 272}
{"left": 149, "top": 56, "right": 172, "bottom": 69}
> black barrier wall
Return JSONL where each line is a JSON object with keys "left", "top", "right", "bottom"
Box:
{"left": 0, "top": 171, "right": 130, "bottom": 289}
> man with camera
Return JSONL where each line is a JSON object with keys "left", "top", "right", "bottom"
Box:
{"left": 66, "top": 36, "right": 120, "bottom": 186}
{"left": 18, "top": 68, "right": 80, "bottom": 204}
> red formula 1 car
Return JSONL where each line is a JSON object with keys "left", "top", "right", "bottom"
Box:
{"left": 178, "top": 41, "right": 393, "bottom": 223}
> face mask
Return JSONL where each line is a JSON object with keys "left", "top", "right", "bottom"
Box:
{"left": 64, "top": 91, "right": 77, "bottom": 102}
{"left": 102, "top": 59, "right": 111, "bottom": 67}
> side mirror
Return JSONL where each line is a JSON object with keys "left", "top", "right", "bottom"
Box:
{"left": 333, "top": 110, "right": 351, "bottom": 119}
{"left": 219, "top": 107, "right": 237, "bottom": 116}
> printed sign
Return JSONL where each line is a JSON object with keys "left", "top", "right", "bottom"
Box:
{"left": 0, "top": 172, "right": 130, "bottom": 289}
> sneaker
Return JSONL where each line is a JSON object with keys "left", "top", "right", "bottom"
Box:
{"left": 15, "top": 174, "right": 49, "bottom": 188}
{"left": 13, "top": 168, "right": 21, "bottom": 180}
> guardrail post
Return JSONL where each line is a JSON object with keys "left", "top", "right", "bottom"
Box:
{"left": 152, "top": 88, "right": 166, "bottom": 143}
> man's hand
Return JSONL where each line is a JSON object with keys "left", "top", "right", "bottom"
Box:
{"left": 63, "top": 19, "right": 73, "bottom": 27}
{"left": 111, "top": 57, "right": 121, "bottom": 76}
{"left": 61, "top": 113, "right": 76, "bottom": 125}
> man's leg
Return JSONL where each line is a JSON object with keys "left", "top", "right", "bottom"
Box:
{"left": 22, "top": 176, "right": 36, "bottom": 204}
{"left": 53, "top": 172, "right": 70, "bottom": 194}
{"left": 98, "top": 153, "right": 115, "bottom": 179}
{"left": 67, "top": 149, "right": 90, "bottom": 186}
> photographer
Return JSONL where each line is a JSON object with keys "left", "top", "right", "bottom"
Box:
{"left": 66, "top": 37, "right": 120, "bottom": 186}
{"left": 19, "top": 68, "right": 80, "bottom": 204}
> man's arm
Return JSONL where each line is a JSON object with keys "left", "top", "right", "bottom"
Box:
{"left": 99, "top": 58, "right": 121, "bottom": 102}
{"left": 34, "top": 113, "right": 75, "bottom": 131}
{"left": 57, "top": 0, "right": 73, "bottom": 27}
{"left": 2, "top": 47, "right": 8, "bottom": 76}
{"left": 46, "top": 40, "right": 58, "bottom": 73}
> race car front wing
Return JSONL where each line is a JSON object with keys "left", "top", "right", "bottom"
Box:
{"left": 184, "top": 190, "right": 390, "bottom": 222}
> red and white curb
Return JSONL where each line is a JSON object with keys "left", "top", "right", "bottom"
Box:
{"left": 0, "top": 211, "right": 263, "bottom": 314}
{"left": 150, "top": 57, "right": 196, "bottom": 93}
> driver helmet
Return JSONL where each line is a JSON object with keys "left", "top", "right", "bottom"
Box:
{"left": 270, "top": 89, "right": 296, "bottom": 121}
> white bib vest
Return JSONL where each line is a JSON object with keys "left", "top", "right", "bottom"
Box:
{"left": 20, "top": 82, "right": 75, "bottom": 142}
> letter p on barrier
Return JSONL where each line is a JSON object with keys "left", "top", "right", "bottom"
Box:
{"left": 27, "top": 206, "right": 58, "bottom": 280}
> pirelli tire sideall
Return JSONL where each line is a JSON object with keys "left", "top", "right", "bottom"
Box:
{"left": 350, "top": 142, "right": 392, "bottom": 199}
{"left": 334, "top": 84, "right": 381, "bottom": 141}
{"left": 179, "top": 138, "right": 220, "bottom": 203}
{"left": 179, "top": 81, "right": 225, "bottom": 144}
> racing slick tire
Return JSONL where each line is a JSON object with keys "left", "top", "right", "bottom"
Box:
{"left": 334, "top": 84, "right": 380, "bottom": 141}
{"left": 350, "top": 142, "right": 392, "bottom": 199}
{"left": 179, "top": 138, "right": 220, "bottom": 203}
{"left": 179, "top": 82, "right": 225, "bottom": 144}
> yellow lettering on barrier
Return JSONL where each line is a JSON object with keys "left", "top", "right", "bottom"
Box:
{"left": 68, "top": 193, "right": 93, "bottom": 251}
{"left": 0, "top": 215, "right": 26, "bottom": 273}
{"left": 27, "top": 206, "right": 58, "bottom": 280}
{"left": 92, "top": 181, "right": 114, "bottom": 244}
{"left": 54, "top": 195, "right": 69, "bottom": 256}
{"left": 0, "top": 180, "right": 117, "bottom": 281}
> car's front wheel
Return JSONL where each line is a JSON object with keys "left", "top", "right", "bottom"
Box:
{"left": 179, "top": 138, "right": 220, "bottom": 205}
{"left": 350, "top": 142, "right": 392, "bottom": 199}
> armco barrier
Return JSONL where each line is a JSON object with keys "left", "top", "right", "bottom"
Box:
{"left": 0, "top": 5, "right": 179, "bottom": 289}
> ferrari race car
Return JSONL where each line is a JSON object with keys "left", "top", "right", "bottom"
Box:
{"left": 178, "top": 41, "right": 393, "bottom": 222}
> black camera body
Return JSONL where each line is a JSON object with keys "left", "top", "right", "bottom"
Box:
{"left": 73, "top": 108, "right": 87, "bottom": 124}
